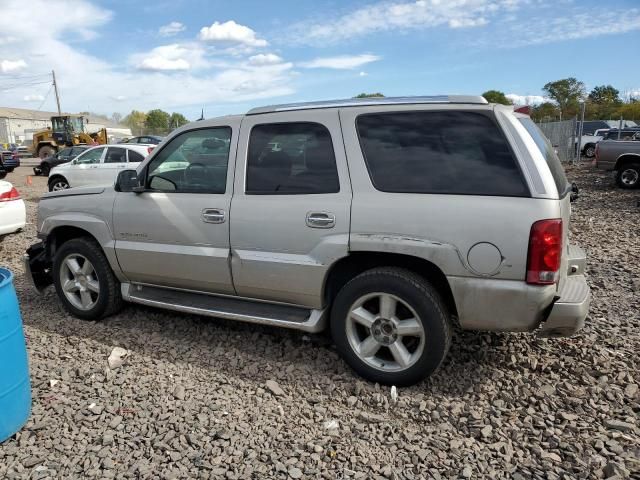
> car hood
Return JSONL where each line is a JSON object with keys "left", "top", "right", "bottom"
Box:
{"left": 42, "top": 185, "right": 107, "bottom": 199}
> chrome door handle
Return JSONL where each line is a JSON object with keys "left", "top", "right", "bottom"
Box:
{"left": 202, "top": 208, "right": 226, "bottom": 224}
{"left": 306, "top": 212, "right": 335, "bottom": 229}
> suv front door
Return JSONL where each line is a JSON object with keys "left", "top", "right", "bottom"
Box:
{"left": 112, "top": 121, "right": 238, "bottom": 293}
{"left": 230, "top": 110, "right": 351, "bottom": 308}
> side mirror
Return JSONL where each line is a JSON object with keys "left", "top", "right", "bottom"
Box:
{"left": 570, "top": 182, "right": 579, "bottom": 202}
{"left": 115, "top": 169, "right": 144, "bottom": 193}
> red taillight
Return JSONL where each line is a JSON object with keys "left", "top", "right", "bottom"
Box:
{"left": 526, "top": 219, "right": 563, "bottom": 285}
{"left": 0, "top": 186, "right": 20, "bottom": 202}
{"left": 147, "top": 147, "right": 155, "bottom": 154}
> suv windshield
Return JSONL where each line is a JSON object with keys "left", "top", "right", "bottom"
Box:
{"left": 518, "top": 117, "right": 570, "bottom": 197}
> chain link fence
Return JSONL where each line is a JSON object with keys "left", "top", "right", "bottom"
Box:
{"left": 536, "top": 118, "right": 577, "bottom": 163}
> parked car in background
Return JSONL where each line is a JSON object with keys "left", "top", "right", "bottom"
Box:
{"left": 0, "top": 159, "right": 6, "bottom": 179}
{"left": 0, "top": 181, "right": 26, "bottom": 237}
{"left": 119, "top": 135, "right": 164, "bottom": 145}
{"left": 576, "top": 132, "right": 604, "bottom": 158}
{"left": 33, "top": 145, "right": 90, "bottom": 176}
{"left": 0, "top": 148, "right": 20, "bottom": 172}
{"left": 47, "top": 144, "right": 151, "bottom": 191}
{"left": 595, "top": 139, "right": 640, "bottom": 188}
{"left": 27, "top": 96, "right": 590, "bottom": 386}
{"left": 601, "top": 129, "right": 640, "bottom": 141}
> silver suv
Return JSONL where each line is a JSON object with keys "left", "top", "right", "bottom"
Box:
{"left": 25, "top": 96, "right": 591, "bottom": 386}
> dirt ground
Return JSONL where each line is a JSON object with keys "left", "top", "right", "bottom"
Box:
{"left": 0, "top": 163, "right": 638, "bottom": 479}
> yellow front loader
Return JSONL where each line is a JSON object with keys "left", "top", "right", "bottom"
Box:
{"left": 32, "top": 115, "right": 108, "bottom": 158}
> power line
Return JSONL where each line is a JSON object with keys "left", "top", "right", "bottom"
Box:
{"left": 0, "top": 80, "right": 51, "bottom": 92}
{"left": 36, "top": 84, "right": 53, "bottom": 111}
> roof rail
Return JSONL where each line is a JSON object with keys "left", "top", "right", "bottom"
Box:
{"left": 247, "top": 95, "right": 488, "bottom": 115}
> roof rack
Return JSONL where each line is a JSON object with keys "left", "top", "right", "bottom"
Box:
{"left": 247, "top": 95, "right": 488, "bottom": 115}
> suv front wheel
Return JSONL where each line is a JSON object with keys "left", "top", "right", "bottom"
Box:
{"left": 331, "top": 267, "right": 451, "bottom": 386}
{"left": 53, "top": 237, "right": 123, "bottom": 320}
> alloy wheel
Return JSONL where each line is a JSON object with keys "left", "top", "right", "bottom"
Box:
{"left": 59, "top": 254, "right": 100, "bottom": 311}
{"left": 345, "top": 292, "right": 425, "bottom": 372}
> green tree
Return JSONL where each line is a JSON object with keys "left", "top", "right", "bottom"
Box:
{"left": 586, "top": 85, "right": 622, "bottom": 120}
{"left": 615, "top": 101, "right": 640, "bottom": 122}
{"left": 122, "top": 110, "right": 147, "bottom": 136}
{"left": 144, "top": 109, "right": 171, "bottom": 134}
{"left": 530, "top": 102, "right": 560, "bottom": 123}
{"left": 354, "top": 92, "right": 384, "bottom": 98}
{"left": 482, "top": 90, "right": 512, "bottom": 105}
{"left": 169, "top": 112, "right": 189, "bottom": 129}
{"left": 542, "top": 78, "right": 586, "bottom": 118}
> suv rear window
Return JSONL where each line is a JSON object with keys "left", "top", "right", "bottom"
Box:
{"left": 518, "top": 117, "right": 569, "bottom": 196}
{"left": 356, "top": 111, "right": 528, "bottom": 196}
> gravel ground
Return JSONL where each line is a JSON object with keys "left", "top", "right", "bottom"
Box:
{"left": 0, "top": 164, "right": 638, "bottom": 479}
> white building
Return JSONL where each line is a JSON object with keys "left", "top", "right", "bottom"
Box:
{"left": 0, "top": 107, "right": 131, "bottom": 145}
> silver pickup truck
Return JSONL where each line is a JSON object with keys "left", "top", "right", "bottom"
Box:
{"left": 595, "top": 137, "right": 640, "bottom": 188}
{"left": 25, "top": 96, "right": 591, "bottom": 386}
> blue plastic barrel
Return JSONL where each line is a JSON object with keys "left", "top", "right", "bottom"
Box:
{"left": 0, "top": 268, "right": 31, "bottom": 443}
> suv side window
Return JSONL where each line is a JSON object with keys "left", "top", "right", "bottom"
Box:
{"left": 246, "top": 122, "right": 339, "bottom": 194}
{"left": 356, "top": 111, "right": 528, "bottom": 197}
{"left": 75, "top": 147, "right": 104, "bottom": 164}
{"left": 146, "top": 127, "right": 231, "bottom": 193}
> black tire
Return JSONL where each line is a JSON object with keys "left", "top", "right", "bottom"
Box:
{"left": 48, "top": 176, "right": 69, "bottom": 192}
{"left": 583, "top": 144, "right": 596, "bottom": 158}
{"left": 38, "top": 145, "right": 55, "bottom": 159}
{"left": 330, "top": 267, "right": 451, "bottom": 386}
{"left": 615, "top": 163, "right": 640, "bottom": 189}
{"left": 0, "top": 170, "right": 6, "bottom": 180}
{"left": 52, "top": 237, "right": 123, "bottom": 320}
{"left": 41, "top": 164, "right": 51, "bottom": 177}
{"left": 6, "top": 168, "right": 14, "bottom": 173}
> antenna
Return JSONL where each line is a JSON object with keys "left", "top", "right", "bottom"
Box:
{"left": 197, "top": 108, "right": 204, "bottom": 121}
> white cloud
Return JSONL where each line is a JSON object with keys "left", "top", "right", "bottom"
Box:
{"left": 198, "top": 20, "right": 267, "bottom": 47}
{"left": 0, "top": 0, "right": 295, "bottom": 115}
{"left": 248, "top": 53, "right": 283, "bottom": 66}
{"left": 484, "top": 8, "right": 640, "bottom": 48}
{"left": 139, "top": 57, "right": 190, "bottom": 71}
{"left": 1, "top": 59, "right": 27, "bottom": 73}
{"left": 359, "top": 71, "right": 368, "bottom": 77}
{"left": 300, "top": 54, "right": 380, "bottom": 70}
{"left": 159, "top": 21, "right": 186, "bottom": 37}
{"left": 291, "top": 0, "right": 522, "bottom": 44}
{"left": 506, "top": 94, "right": 548, "bottom": 105}
{"left": 23, "top": 94, "right": 44, "bottom": 101}
{"left": 132, "top": 43, "right": 207, "bottom": 71}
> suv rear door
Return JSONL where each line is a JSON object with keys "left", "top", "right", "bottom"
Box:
{"left": 230, "top": 109, "right": 351, "bottom": 308}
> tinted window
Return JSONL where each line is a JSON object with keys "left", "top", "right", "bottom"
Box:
{"left": 76, "top": 147, "right": 104, "bottom": 164}
{"left": 146, "top": 127, "right": 231, "bottom": 193}
{"left": 519, "top": 117, "right": 569, "bottom": 196}
{"left": 128, "top": 150, "right": 144, "bottom": 163}
{"left": 70, "top": 147, "right": 87, "bottom": 156}
{"left": 357, "top": 111, "right": 528, "bottom": 196}
{"left": 246, "top": 122, "right": 339, "bottom": 194}
{"left": 104, "top": 147, "right": 126, "bottom": 163}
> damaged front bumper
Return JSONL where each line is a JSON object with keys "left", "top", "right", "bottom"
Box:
{"left": 24, "top": 242, "right": 53, "bottom": 293}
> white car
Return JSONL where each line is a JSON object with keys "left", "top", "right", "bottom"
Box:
{"left": 47, "top": 144, "right": 153, "bottom": 191}
{"left": 0, "top": 181, "right": 26, "bottom": 236}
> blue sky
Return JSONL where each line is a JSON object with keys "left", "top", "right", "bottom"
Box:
{"left": 1, "top": 0, "right": 639, "bottom": 119}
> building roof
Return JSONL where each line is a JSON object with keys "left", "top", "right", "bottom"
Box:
{"left": 247, "top": 95, "right": 488, "bottom": 115}
{"left": 0, "top": 106, "right": 125, "bottom": 128}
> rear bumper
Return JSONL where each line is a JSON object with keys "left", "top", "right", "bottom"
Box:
{"left": 538, "top": 274, "right": 590, "bottom": 337}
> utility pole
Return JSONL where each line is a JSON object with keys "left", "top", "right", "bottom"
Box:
{"left": 52, "top": 70, "right": 61, "bottom": 115}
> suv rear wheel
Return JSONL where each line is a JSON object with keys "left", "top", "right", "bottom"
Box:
{"left": 330, "top": 267, "right": 451, "bottom": 386}
{"left": 616, "top": 163, "right": 640, "bottom": 189}
{"left": 53, "top": 237, "right": 123, "bottom": 320}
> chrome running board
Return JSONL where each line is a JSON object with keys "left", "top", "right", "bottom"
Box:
{"left": 121, "top": 283, "right": 326, "bottom": 333}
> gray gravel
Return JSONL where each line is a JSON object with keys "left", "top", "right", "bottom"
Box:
{"left": 0, "top": 164, "right": 638, "bottom": 479}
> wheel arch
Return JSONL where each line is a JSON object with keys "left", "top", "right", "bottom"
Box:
{"left": 323, "top": 252, "right": 458, "bottom": 318}
{"left": 614, "top": 153, "right": 640, "bottom": 170}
